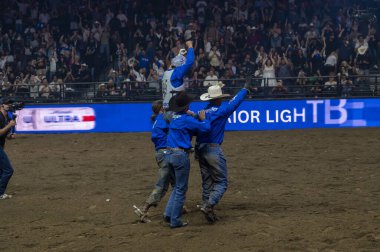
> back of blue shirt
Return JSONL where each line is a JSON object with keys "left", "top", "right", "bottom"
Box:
{"left": 167, "top": 112, "right": 211, "bottom": 150}
{"left": 196, "top": 89, "right": 248, "bottom": 145}
{"left": 151, "top": 113, "right": 169, "bottom": 150}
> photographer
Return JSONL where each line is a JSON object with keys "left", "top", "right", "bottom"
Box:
{"left": 0, "top": 99, "right": 16, "bottom": 200}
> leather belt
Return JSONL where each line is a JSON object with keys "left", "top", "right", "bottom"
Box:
{"left": 207, "top": 143, "right": 220, "bottom": 147}
{"left": 168, "top": 147, "right": 190, "bottom": 153}
{"left": 196, "top": 143, "right": 220, "bottom": 147}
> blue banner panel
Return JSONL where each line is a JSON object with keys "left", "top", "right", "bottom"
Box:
{"left": 14, "top": 98, "right": 380, "bottom": 134}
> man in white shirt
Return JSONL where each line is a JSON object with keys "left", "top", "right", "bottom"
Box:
{"left": 203, "top": 68, "right": 218, "bottom": 87}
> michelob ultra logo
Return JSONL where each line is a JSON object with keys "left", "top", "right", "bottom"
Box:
{"left": 16, "top": 107, "right": 96, "bottom": 131}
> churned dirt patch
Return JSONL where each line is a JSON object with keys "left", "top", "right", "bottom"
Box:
{"left": 0, "top": 128, "right": 379, "bottom": 251}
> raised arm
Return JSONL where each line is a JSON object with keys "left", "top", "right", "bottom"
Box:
{"left": 218, "top": 88, "right": 249, "bottom": 117}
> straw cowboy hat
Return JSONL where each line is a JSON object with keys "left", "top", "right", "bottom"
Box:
{"left": 200, "top": 84, "right": 231, "bottom": 101}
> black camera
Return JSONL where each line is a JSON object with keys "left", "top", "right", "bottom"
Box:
{"left": 8, "top": 102, "right": 25, "bottom": 113}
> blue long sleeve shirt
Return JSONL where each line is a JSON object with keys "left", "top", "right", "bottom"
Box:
{"left": 151, "top": 113, "right": 169, "bottom": 151}
{"left": 170, "top": 48, "right": 195, "bottom": 88}
{"left": 167, "top": 112, "right": 210, "bottom": 150}
{"left": 196, "top": 89, "right": 248, "bottom": 145}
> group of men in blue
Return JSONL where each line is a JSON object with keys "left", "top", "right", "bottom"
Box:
{"left": 134, "top": 40, "right": 253, "bottom": 228}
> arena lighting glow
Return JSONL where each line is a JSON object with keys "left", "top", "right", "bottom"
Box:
{"left": 13, "top": 98, "right": 380, "bottom": 133}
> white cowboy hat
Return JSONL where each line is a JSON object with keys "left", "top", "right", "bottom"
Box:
{"left": 200, "top": 84, "right": 231, "bottom": 101}
{"left": 215, "top": 81, "right": 225, "bottom": 88}
{"left": 357, "top": 46, "right": 368, "bottom": 55}
{"left": 128, "top": 57, "right": 137, "bottom": 67}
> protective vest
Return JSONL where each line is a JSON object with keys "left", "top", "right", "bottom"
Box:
{"left": 162, "top": 69, "right": 186, "bottom": 109}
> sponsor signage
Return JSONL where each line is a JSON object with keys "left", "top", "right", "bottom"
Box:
{"left": 15, "top": 98, "right": 380, "bottom": 133}
{"left": 16, "top": 107, "right": 96, "bottom": 131}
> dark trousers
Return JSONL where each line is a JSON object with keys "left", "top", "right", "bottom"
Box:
{"left": 0, "top": 147, "right": 14, "bottom": 195}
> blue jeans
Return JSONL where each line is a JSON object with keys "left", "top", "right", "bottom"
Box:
{"left": 146, "top": 149, "right": 174, "bottom": 206}
{"left": 0, "top": 147, "right": 14, "bottom": 195}
{"left": 164, "top": 150, "right": 190, "bottom": 227}
{"left": 197, "top": 143, "right": 227, "bottom": 207}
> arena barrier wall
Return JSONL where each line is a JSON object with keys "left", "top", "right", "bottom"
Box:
{"left": 14, "top": 98, "right": 380, "bottom": 133}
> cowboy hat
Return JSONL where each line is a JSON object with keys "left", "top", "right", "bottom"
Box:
{"left": 357, "top": 46, "right": 368, "bottom": 55}
{"left": 200, "top": 85, "right": 231, "bottom": 101}
{"left": 128, "top": 57, "right": 137, "bottom": 67}
{"left": 168, "top": 92, "right": 194, "bottom": 112}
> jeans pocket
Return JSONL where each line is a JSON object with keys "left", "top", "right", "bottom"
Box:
{"left": 155, "top": 152, "right": 165, "bottom": 165}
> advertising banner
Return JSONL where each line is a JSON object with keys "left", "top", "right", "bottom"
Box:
{"left": 14, "top": 98, "right": 380, "bottom": 133}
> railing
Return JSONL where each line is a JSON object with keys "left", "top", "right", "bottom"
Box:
{"left": 2, "top": 74, "right": 380, "bottom": 103}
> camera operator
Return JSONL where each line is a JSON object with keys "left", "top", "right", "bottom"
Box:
{"left": 0, "top": 99, "right": 16, "bottom": 200}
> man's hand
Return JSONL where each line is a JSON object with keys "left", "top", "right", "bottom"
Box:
{"left": 8, "top": 120, "right": 16, "bottom": 127}
{"left": 185, "top": 40, "right": 193, "bottom": 48}
{"left": 186, "top": 110, "right": 196, "bottom": 117}
{"left": 198, "top": 110, "right": 206, "bottom": 121}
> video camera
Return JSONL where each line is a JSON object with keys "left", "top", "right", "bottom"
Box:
{"left": 8, "top": 101, "right": 25, "bottom": 113}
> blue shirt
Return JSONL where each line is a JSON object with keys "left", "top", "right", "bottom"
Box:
{"left": 138, "top": 54, "right": 150, "bottom": 70}
{"left": 196, "top": 89, "right": 248, "bottom": 145}
{"left": 167, "top": 112, "right": 210, "bottom": 150}
{"left": 151, "top": 113, "right": 169, "bottom": 151}
{"left": 170, "top": 48, "right": 195, "bottom": 88}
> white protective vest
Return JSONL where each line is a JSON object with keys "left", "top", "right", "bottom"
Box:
{"left": 162, "top": 69, "right": 186, "bottom": 109}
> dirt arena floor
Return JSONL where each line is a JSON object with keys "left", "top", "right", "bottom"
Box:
{"left": 0, "top": 128, "right": 379, "bottom": 251}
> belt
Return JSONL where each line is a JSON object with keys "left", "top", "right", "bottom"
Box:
{"left": 168, "top": 147, "right": 190, "bottom": 153}
{"left": 207, "top": 143, "right": 220, "bottom": 147}
{"left": 196, "top": 143, "right": 220, "bottom": 147}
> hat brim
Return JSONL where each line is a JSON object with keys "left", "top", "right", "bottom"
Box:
{"left": 358, "top": 48, "right": 367, "bottom": 55}
{"left": 200, "top": 93, "right": 230, "bottom": 101}
{"left": 168, "top": 94, "right": 194, "bottom": 112}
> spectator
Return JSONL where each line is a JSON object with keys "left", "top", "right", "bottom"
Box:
{"left": 39, "top": 78, "right": 52, "bottom": 98}
{"left": 355, "top": 46, "right": 370, "bottom": 78}
{"left": 338, "top": 39, "right": 354, "bottom": 65}
{"left": 208, "top": 45, "right": 222, "bottom": 71}
{"left": 341, "top": 73, "right": 354, "bottom": 97}
{"left": 324, "top": 51, "right": 338, "bottom": 74}
{"left": 324, "top": 72, "right": 337, "bottom": 91}
{"left": 261, "top": 57, "right": 277, "bottom": 87}
{"left": 78, "top": 64, "right": 91, "bottom": 83}
{"left": 26, "top": 75, "right": 38, "bottom": 99}
{"left": 296, "top": 69, "right": 307, "bottom": 86}
{"left": 49, "top": 75, "right": 61, "bottom": 98}
{"left": 96, "top": 83, "right": 109, "bottom": 99}
{"left": 0, "top": 0, "right": 377, "bottom": 101}
{"left": 276, "top": 54, "right": 293, "bottom": 85}
{"left": 147, "top": 69, "right": 160, "bottom": 92}
{"left": 272, "top": 80, "right": 288, "bottom": 96}
{"left": 203, "top": 68, "right": 218, "bottom": 87}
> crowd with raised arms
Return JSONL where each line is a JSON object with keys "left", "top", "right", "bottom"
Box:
{"left": 0, "top": 0, "right": 379, "bottom": 100}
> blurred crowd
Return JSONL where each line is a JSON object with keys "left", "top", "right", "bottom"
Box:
{"left": 0, "top": 0, "right": 379, "bottom": 100}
